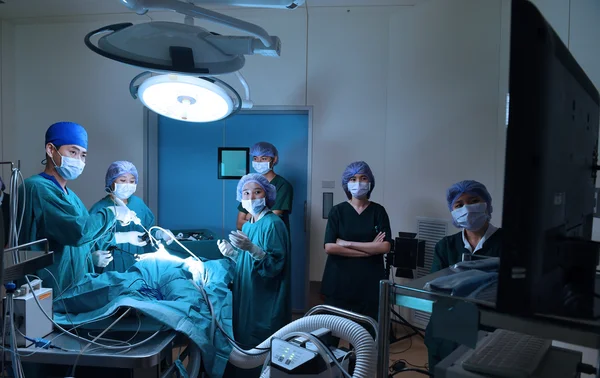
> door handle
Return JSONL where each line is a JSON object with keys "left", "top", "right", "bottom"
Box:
{"left": 304, "top": 200, "right": 308, "bottom": 233}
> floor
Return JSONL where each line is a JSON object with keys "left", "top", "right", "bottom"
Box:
{"left": 304, "top": 281, "right": 430, "bottom": 378}
{"left": 176, "top": 282, "right": 431, "bottom": 377}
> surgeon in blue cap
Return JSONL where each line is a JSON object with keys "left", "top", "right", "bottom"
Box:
{"left": 18, "top": 122, "right": 138, "bottom": 295}
{"left": 425, "top": 180, "right": 503, "bottom": 369}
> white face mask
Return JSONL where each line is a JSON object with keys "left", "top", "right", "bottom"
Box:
{"left": 113, "top": 183, "right": 137, "bottom": 200}
{"left": 451, "top": 203, "right": 490, "bottom": 230}
{"left": 242, "top": 198, "right": 266, "bottom": 216}
{"left": 348, "top": 181, "right": 370, "bottom": 198}
{"left": 252, "top": 161, "right": 271, "bottom": 175}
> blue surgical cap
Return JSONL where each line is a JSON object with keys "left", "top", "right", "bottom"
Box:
{"left": 250, "top": 142, "right": 278, "bottom": 163}
{"left": 342, "top": 161, "right": 375, "bottom": 198}
{"left": 105, "top": 161, "right": 139, "bottom": 189}
{"left": 45, "top": 121, "right": 88, "bottom": 149}
{"left": 446, "top": 180, "right": 493, "bottom": 214}
{"left": 236, "top": 173, "right": 277, "bottom": 208}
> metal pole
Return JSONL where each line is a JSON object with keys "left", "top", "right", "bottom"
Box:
{"left": 3, "top": 239, "right": 49, "bottom": 254}
{"left": 377, "top": 280, "right": 391, "bottom": 378}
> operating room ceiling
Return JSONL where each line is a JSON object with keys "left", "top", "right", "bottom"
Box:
{"left": 0, "top": 0, "right": 420, "bottom": 19}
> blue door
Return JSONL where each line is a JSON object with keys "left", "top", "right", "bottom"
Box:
{"left": 157, "top": 112, "right": 310, "bottom": 312}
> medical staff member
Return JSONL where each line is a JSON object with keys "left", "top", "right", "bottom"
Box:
{"left": 236, "top": 142, "right": 293, "bottom": 232}
{"left": 425, "top": 180, "right": 503, "bottom": 369}
{"left": 18, "top": 122, "right": 137, "bottom": 296}
{"left": 89, "top": 161, "right": 174, "bottom": 272}
{"left": 320, "top": 161, "right": 391, "bottom": 321}
{"left": 219, "top": 174, "right": 291, "bottom": 350}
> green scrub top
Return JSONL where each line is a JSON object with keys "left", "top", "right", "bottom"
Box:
{"left": 431, "top": 228, "right": 504, "bottom": 273}
{"left": 18, "top": 174, "right": 117, "bottom": 297}
{"left": 320, "top": 201, "right": 392, "bottom": 302}
{"left": 238, "top": 175, "right": 294, "bottom": 231}
{"left": 425, "top": 227, "right": 504, "bottom": 370}
{"left": 89, "top": 195, "right": 155, "bottom": 272}
{"left": 231, "top": 211, "right": 291, "bottom": 348}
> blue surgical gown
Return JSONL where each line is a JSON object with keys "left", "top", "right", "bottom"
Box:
{"left": 89, "top": 195, "right": 155, "bottom": 272}
{"left": 18, "top": 174, "right": 116, "bottom": 296}
{"left": 232, "top": 211, "right": 291, "bottom": 347}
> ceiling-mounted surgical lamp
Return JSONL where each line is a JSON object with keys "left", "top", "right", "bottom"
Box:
{"left": 85, "top": 0, "right": 300, "bottom": 123}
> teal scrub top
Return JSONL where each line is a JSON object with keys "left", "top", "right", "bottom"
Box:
{"left": 18, "top": 174, "right": 117, "bottom": 297}
{"left": 238, "top": 175, "right": 294, "bottom": 231}
{"left": 89, "top": 195, "right": 155, "bottom": 272}
{"left": 231, "top": 211, "right": 291, "bottom": 347}
{"left": 320, "top": 201, "right": 392, "bottom": 301}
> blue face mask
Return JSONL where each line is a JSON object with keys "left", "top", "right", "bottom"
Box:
{"left": 242, "top": 198, "right": 266, "bottom": 216}
{"left": 252, "top": 161, "right": 271, "bottom": 175}
{"left": 50, "top": 149, "right": 85, "bottom": 181}
{"left": 451, "top": 203, "right": 490, "bottom": 231}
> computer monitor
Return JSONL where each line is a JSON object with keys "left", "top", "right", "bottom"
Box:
{"left": 497, "top": 0, "right": 600, "bottom": 319}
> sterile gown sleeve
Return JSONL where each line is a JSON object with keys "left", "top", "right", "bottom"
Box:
{"left": 248, "top": 219, "right": 289, "bottom": 279}
{"left": 232, "top": 212, "right": 291, "bottom": 348}
{"left": 34, "top": 185, "right": 116, "bottom": 246}
{"left": 89, "top": 195, "right": 155, "bottom": 272}
{"left": 18, "top": 175, "right": 117, "bottom": 295}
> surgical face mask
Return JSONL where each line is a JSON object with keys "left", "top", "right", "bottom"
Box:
{"left": 252, "top": 161, "right": 271, "bottom": 175}
{"left": 451, "top": 203, "right": 490, "bottom": 231}
{"left": 51, "top": 151, "right": 85, "bottom": 181}
{"left": 242, "top": 198, "right": 266, "bottom": 216}
{"left": 347, "top": 181, "right": 370, "bottom": 198}
{"left": 113, "top": 183, "right": 137, "bottom": 200}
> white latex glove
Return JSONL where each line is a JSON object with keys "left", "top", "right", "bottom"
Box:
{"left": 228, "top": 231, "right": 266, "bottom": 260}
{"left": 217, "top": 239, "right": 239, "bottom": 260}
{"left": 109, "top": 206, "right": 138, "bottom": 225}
{"left": 115, "top": 231, "right": 147, "bottom": 247}
{"left": 92, "top": 250, "right": 113, "bottom": 268}
{"left": 155, "top": 229, "right": 175, "bottom": 245}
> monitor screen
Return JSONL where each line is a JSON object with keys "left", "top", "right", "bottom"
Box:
{"left": 497, "top": 0, "right": 600, "bottom": 318}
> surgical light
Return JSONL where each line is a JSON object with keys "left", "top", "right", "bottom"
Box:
{"left": 138, "top": 74, "right": 234, "bottom": 123}
{"left": 84, "top": 0, "right": 297, "bottom": 122}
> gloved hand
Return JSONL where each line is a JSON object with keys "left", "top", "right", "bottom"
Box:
{"left": 229, "top": 231, "right": 266, "bottom": 260}
{"left": 217, "top": 239, "right": 239, "bottom": 260}
{"left": 155, "top": 229, "right": 175, "bottom": 245}
{"left": 115, "top": 231, "right": 147, "bottom": 247}
{"left": 109, "top": 206, "right": 138, "bottom": 225}
{"left": 92, "top": 250, "right": 113, "bottom": 268}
